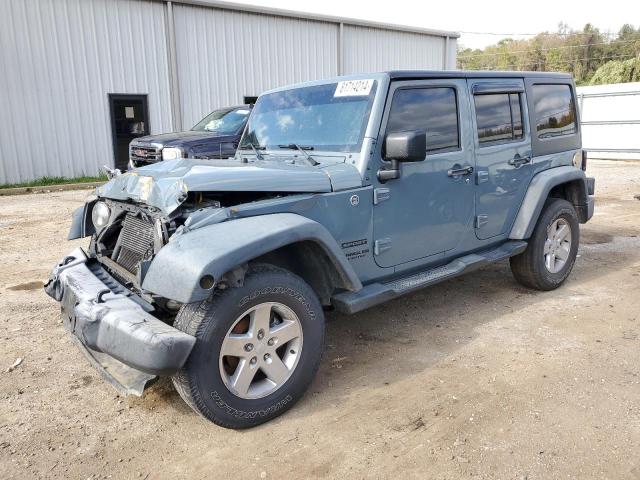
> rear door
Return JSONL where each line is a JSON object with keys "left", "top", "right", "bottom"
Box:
{"left": 468, "top": 79, "right": 533, "bottom": 240}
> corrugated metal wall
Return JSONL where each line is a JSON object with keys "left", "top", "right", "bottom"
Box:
{"left": 0, "top": 0, "right": 173, "bottom": 184}
{"left": 0, "top": 0, "right": 457, "bottom": 184}
{"left": 173, "top": 5, "right": 456, "bottom": 129}
{"left": 173, "top": 4, "right": 339, "bottom": 129}
{"left": 577, "top": 82, "right": 640, "bottom": 160}
{"left": 341, "top": 25, "right": 449, "bottom": 74}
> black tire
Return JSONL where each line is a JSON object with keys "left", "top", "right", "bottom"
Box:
{"left": 510, "top": 198, "right": 580, "bottom": 291}
{"left": 171, "top": 264, "right": 324, "bottom": 429}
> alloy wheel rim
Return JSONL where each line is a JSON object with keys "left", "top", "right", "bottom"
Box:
{"left": 544, "top": 218, "right": 572, "bottom": 274}
{"left": 219, "top": 302, "right": 303, "bottom": 399}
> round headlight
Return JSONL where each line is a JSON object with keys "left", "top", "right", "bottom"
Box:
{"left": 91, "top": 201, "right": 111, "bottom": 229}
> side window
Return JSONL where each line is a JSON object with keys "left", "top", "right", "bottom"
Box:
{"left": 386, "top": 87, "right": 459, "bottom": 154}
{"left": 532, "top": 84, "right": 577, "bottom": 138}
{"left": 474, "top": 93, "right": 524, "bottom": 145}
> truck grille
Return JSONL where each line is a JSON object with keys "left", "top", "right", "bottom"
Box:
{"left": 130, "top": 144, "right": 161, "bottom": 167}
{"left": 113, "top": 214, "right": 155, "bottom": 274}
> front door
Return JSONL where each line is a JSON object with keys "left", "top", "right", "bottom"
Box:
{"left": 373, "top": 79, "right": 476, "bottom": 268}
{"left": 468, "top": 80, "right": 533, "bottom": 240}
{"left": 109, "top": 94, "right": 150, "bottom": 170}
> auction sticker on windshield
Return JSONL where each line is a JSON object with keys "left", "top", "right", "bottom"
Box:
{"left": 334, "top": 79, "right": 374, "bottom": 97}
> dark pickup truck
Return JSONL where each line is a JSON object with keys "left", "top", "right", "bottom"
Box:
{"left": 128, "top": 105, "right": 251, "bottom": 168}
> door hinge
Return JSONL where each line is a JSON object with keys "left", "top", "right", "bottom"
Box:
{"left": 475, "top": 215, "right": 489, "bottom": 228}
{"left": 374, "top": 238, "right": 392, "bottom": 255}
{"left": 373, "top": 187, "right": 390, "bottom": 205}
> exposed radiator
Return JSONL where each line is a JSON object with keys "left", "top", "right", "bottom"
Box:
{"left": 113, "top": 214, "right": 155, "bottom": 274}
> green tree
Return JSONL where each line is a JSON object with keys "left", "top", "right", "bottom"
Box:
{"left": 589, "top": 57, "right": 640, "bottom": 84}
{"left": 457, "top": 24, "right": 640, "bottom": 84}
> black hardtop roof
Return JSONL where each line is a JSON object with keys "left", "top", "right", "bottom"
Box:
{"left": 387, "top": 70, "right": 573, "bottom": 81}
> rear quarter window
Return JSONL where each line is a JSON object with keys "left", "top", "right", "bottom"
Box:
{"left": 532, "top": 84, "right": 577, "bottom": 139}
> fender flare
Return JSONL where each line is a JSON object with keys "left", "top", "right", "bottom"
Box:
{"left": 509, "top": 166, "right": 587, "bottom": 239}
{"left": 68, "top": 203, "right": 95, "bottom": 240}
{"left": 141, "top": 213, "right": 363, "bottom": 303}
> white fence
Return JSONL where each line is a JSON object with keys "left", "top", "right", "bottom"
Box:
{"left": 577, "top": 82, "right": 640, "bottom": 160}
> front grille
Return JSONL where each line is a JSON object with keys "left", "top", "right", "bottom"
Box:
{"left": 113, "top": 214, "right": 155, "bottom": 274}
{"left": 87, "top": 260, "right": 129, "bottom": 294}
{"left": 130, "top": 144, "right": 161, "bottom": 166}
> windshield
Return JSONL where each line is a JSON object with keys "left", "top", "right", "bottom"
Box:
{"left": 192, "top": 107, "right": 251, "bottom": 134}
{"left": 240, "top": 80, "right": 377, "bottom": 152}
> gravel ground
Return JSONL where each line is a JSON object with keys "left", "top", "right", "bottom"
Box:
{"left": 1, "top": 160, "right": 639, "bottom": 479}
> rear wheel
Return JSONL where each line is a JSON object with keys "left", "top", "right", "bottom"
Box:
{"left": 510, "top": 198, "right": 579, "bottom": 290}
{"left": 172, "top": 264, "right": 325, "bottom": 429}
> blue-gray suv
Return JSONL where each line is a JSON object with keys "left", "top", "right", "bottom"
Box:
{"left": 45, "top": 71, "right": 595, "bottom": 429}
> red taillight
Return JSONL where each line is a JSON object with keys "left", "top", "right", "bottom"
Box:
{"left": 581, "top": 150, "right": 588, "bottom": 171}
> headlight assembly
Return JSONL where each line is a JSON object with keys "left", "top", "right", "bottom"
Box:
{"left": 91, "top": 201, "right": 111, "bottom": 230}
{"left": 162, "top": 147, "right": 184, "bottom": 160}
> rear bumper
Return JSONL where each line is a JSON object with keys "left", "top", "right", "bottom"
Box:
{"left": 586, "top": 195, "right": 595, "bottom": 221}
{"left": 586, "top": 176, "right": 595, "bottom": 196}
{"left": 585, "top": 176, "right": 595, "bottom": 222}
{"left": 44, "top": 248, "right": 195, "bottom": 377}
{"left": 577, "top": 177, "right": 595, "bottom": 223}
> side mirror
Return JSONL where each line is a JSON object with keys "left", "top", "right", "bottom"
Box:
{"left": 378, "top": 130, "right": 426, "bottom": 182}
{"left": 384, "top": 130, "right": 427, "bottom": 162}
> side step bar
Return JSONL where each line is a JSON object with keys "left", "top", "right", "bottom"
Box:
{"left": 331, "top": 240, "right": 527, "bottom": 314}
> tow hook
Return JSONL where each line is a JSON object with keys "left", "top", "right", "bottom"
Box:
{"left": 95, "top": 289, "right": 111, "bottom": 304}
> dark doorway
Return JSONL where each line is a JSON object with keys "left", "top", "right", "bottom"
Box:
{"left": 109, "top": 94, "right": 150, "bottom": 170}
{"left": 243, "top": 96, "right": 258, "bottom": 105}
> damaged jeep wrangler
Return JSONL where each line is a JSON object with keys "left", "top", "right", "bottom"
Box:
{"left": 46, "top": 71, "right": 595, "bottom": 429}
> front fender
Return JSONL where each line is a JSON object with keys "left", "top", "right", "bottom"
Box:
{"left": 141, "top": 213, "right": 362, "bottom": 303}
{"left": 510, "top": 166, "right": 588, "bottom": 239}
{"left": 68, "top": 203, "right": 95, "bottom": 240}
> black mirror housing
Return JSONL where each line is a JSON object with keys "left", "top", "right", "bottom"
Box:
{"left": 383, "top": 130, "right": 426, "bottom": 162}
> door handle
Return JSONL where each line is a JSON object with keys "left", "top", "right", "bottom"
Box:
{"left": 447, "top": 165, "right": 474, "bottom": 177}
{"left": 508, "top": 156, "right": 531, "bottom": 168}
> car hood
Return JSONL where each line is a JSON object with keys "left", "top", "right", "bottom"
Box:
{"left": 133, "top": 131, "right": 238, "bottom": 147}
{"left": 96, "top": 158, "right": 361, "bottom": 215}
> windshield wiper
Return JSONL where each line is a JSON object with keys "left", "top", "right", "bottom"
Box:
{"left": 278, "top": 144, "right": 319, "bottom": 166}
{"left": 238, "top": 142, "right": 266, "bottom": 160}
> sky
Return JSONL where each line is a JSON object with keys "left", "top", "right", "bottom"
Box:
{"left": 225, "top": 0, "right": 639, "bottom": 49}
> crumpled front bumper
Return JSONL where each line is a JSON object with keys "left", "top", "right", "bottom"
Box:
{"left": 44, "top": 248, "right": 196, "bottom": 388}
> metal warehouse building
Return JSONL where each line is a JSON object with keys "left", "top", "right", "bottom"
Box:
{"left": 0, "top": 0, "right": 458, "bottom": 184}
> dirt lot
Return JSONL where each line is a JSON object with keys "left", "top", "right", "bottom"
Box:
{"left": 1, "top": 160, "right": 639, "bottom": 479}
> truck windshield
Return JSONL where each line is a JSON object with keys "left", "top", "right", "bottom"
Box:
{"left": 192, "top": 107, "right": 251, "bottom": 134}
{"left": 240, "top": 80, "right": 377, "bottom": 153}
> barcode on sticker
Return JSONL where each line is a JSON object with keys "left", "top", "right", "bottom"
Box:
{"left": 334, "top": 79, "right": 374, "bottom": 97}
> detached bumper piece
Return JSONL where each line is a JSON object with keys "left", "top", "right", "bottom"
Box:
{"left": 44, "top": 248, "right": 195, "bottom": 395}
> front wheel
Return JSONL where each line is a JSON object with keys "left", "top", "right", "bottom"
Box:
{"left": 510, "top": 198, "right": 580, "bottom": 291}
{"left": 172, "top": 265, "right": 325, "bottom": 429}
